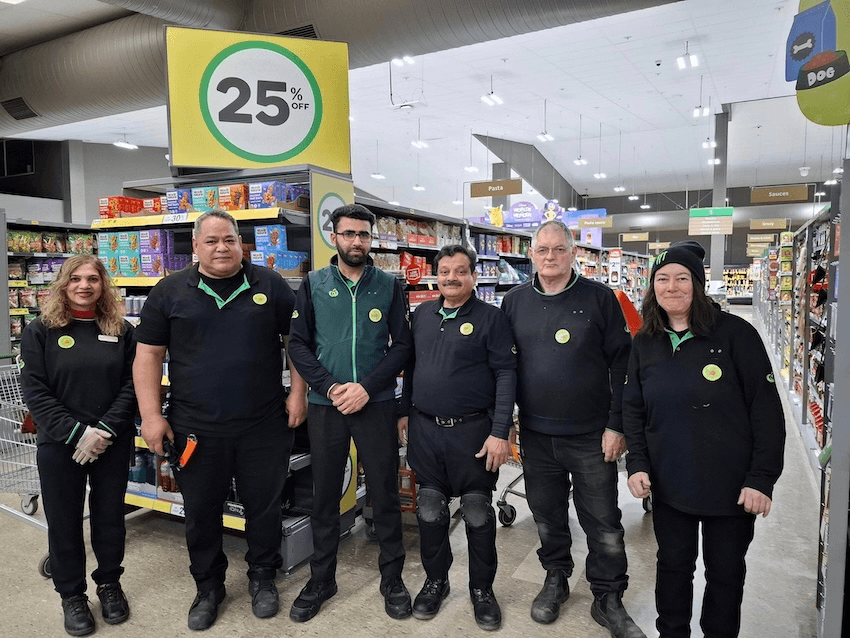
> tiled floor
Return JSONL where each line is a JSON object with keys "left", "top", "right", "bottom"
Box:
{"left": 0, "top": 307, "right": 820, "bottom": 637}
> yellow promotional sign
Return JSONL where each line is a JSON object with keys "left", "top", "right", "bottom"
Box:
{"left": 166, "top": 27, "right": 350, "bottom": 172}
{"left": 310, "top": 170, "right": 355, "bottom": 268}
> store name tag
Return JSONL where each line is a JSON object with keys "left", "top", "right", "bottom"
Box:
{"left": 98, "top": 335, "right": 119, "bottom": 343}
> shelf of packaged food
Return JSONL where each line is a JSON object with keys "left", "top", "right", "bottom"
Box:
{"left": 417, "top": 276, "right": 438, "bottom": 285}
{"left": 495, "top": 281, "right": 524, "bottom": 286}
{"left": 113, "top": 276, "right": 163, "bottom": 287}
{"left": 498, "top": 252, "right": 528, "bottom": 259}
{"left": 476, "top": 276, "right": 498, "bottom": 284}
{"left": 90, "top": 207, "right": 309, "bottom": 229}
{"left": 477, "top": 254, "right": 500, "bottom": 261}
{"left": 124, "top": 492, "right": 247, "bottom": 531}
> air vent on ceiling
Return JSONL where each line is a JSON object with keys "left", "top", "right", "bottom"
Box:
{"left": 1, "top": 97, "right": 39, "bottom": 120}
{"left": 629, "top": 226, "right": 643, "bottom": 231}
{"left": 277, "top": 23, "right": 318, "bottom": 39}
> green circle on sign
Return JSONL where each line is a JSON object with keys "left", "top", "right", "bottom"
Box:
{"left": 318, "top": 192, "right": 344, "bottom": 250}
{"left": 555, "top": 329, "right": 570, "bottom": 344}
{"left": 199, "top": 40, "right": 323, "bottom": 163}
{"left": 703, "top": 364, "right": 722, "bottom": 381}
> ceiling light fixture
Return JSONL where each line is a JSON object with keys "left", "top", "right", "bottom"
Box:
{"left": 392, "top": 55, "right": 415, "bottom": 67}
{"left": 413, "top": 154, "right": 425, "bottom": 191}
{"left": 613, "top": 130, "right": 625, "bottom": 191}
{"left": 708, "top": 158, "right": 721, "bottom": 165}
{"left": 628, "top": 146, "right": 639, "bottom": 200}
{"left": 113, "top": 136, "right": 138, "bottom": 150}
{"left": 370, "top": 140, "right": 386, "bottom": 179}
{"left": 537, "top": 100, "right": 554, "bottom": 142}
{"left": 411, "top": 118, "right": 429, "bottom": 148}
{"left": 693, "top": 76, "right": 710, "bottom": 118}
{"left": 593, "top": 122, "right": 606, "bottom": 179}
{"left": 824, "top": 178, "right": 838, "bottom": 185}
{"left": 815, "top": 190, "right": 827, "bottom": 197}
{"left": 464, "top": 131, "right": 479, "bottom": 172}
{"left": 481, "top": 75, "right": 503, "bottom": 106}
{"left": 677, "top": 41, "right": 699, "bottom": 70}
{"left": 702, "top": 138, "right": 717, "bottom": 149}
{"left": 574, "top": 114, "right": 587, "bottom": 164}
{"left": 0, "top": 0, "right": 28, "bottom": 5}
{"left": 640, "top": 171, "right": 650, "bottom": 209}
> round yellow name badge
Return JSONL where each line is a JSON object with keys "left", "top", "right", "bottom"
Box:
{"left": 555, "top": 329, "right": 570, "bottom": 344}
{"left": 253, "top": 293, "right": 268, "bottom": 305}
{"left": 702, "top": 364, "right": 722, "bottom": 381}
{"left": 58, "top": 336, "right": 75, "bottom": 349}
{"left": 460, "top": 322, "right": 474, "bottom": 336}
{"left": 369, "top": 308, "right": 382, "bottom": 322}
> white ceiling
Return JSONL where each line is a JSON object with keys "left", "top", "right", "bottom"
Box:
{"left": 6, "top": 0, "right": 846, "bottom": 218}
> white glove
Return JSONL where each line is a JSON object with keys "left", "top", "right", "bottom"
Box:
{"left": 72, "top": 426, "right": 112, "bottom": 465}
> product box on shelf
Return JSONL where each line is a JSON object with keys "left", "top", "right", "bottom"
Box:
{"left": 118, "top": 254, "right": 142, "bottom": 277}
{"left": 140, "top": 253, "right": 165, "bottom": 277}
{"left": 249, "top": 181, "right": 288, "bottom": 209}
{"left": 67, "top": 234, "right": 95, "bottom": 254}
{"left": 218, "top": 184, "right": 248, "bottom": 210}
{"left": 408, "top": 290, "right": 441, "bottom": 305}
{"left": 254, "top": 225, "right": 287, "bottom": 250}
{"left": 166, "top": 189, "right": 195, "bottom": 213}
{"left": 191, "top": 187, "right": 219, "bottom": 212}
{"left": 250, "top": 250, "right": 309, "bottom": 277}
{"left": 41, "top": 233, "right": 65, "bottom": 253}
{"left": 7, "top": 230, "right": 43, "bottom": 253}
{"left": 98, "top": 196, "right": 143, "bottom": 219}
{"left": 139, "top": 229, "right": 168, "bottom": 254}
{"left": 117, "top": 231, "right": 140, "bottom": 252}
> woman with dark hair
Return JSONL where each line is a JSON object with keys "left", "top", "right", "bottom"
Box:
{"left": 622, "top": 241, "right": 785, "bottom": 638}
{"left": 20, "top": 254, "right": 136, "bottom": 636}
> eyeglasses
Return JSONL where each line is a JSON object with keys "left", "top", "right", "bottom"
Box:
{"left": 337, "top": 230, "right": 375, "bottom": 241}
{"left": 532, "top": 246, "right": 569, "bottom": 257}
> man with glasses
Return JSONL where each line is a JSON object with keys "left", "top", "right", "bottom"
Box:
{"left": 287, "top": 204, "right": 413, "bottom": 623}
{"left": 501, "top": 220, "right": 644, "bottom": 638}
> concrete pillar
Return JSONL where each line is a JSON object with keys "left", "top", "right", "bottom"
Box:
{"left": 709, "top": 109, "right": 729, "bottom": 282}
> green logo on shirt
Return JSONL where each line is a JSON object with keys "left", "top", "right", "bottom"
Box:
{"left": 253, "top": 293, "right": 268, "bottom": 305}
{"left": 460, "top": 322, "right": 474, "bottom": 336}
{"left": 58, "top": 336, "right": 75, "bottom": 349}
{"left": 702, "top": 364, "right": 722, "bottom": 381}
{"left": 291, "top": 310, "right": 299, "bottom": 319}
{"left": 329, "top": 288, "right": 339, "bottom": 297}
{"left": 369, "top": 308, "right": 382, "bottom": 322}
{"left": 767, "top": 373, "right": 775, "bottom": 383}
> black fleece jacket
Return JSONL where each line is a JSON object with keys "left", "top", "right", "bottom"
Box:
{"left": 623, "top": 311, "right": 785, "bottom": 516}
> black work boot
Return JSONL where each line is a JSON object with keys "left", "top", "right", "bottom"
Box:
{"left": 412, "top": 577, "right": 450, "bottom": 620}
{"left": 380, "top": 575, "right": 412, "bottom": 619}
{"left": 187, "top": 585, "right": 226, "bottom": 631}
{"left": 531, "top": 569, "right": 570, "bottom": 624}
{"left": 591, "top": 592, "right": 646, "bottom": 638}
{"left": 470, "top": 587, "right": 501, "bottom": 631}
{"left": 289, "top": 578, "right": 337, "bottom": 622}
{"left": 248, "top": 578, "right": 279, "bottom": 618}
{"left": 96, "top": 582, "right": 130, "bottom": 624}
{"left": 62, "top": 595, "right": 95, "bottom": 636}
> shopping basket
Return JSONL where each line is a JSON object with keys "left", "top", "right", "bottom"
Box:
{"left": 0, "top": 361, "right": 51, "bottom": 576}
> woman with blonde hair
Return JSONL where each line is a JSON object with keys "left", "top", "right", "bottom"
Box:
{"left": 20, "top": 254, "right": 136, "bottom": 636}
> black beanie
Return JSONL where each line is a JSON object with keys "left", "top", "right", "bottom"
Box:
{"left": 651, "top": 240, "right": 706, "bottom": 287}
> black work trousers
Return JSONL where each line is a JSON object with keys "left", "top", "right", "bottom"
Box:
{"left": 174, "top": 424, "right": 294, "bottom": 594}
{"left": 653, "top": 498, "right": 756, "bottom": 638}
{"left": 307, "top": 400, "right": 404, "bottom": 584}
{"left": 37, "top": 434, "right": 133, "bottom": 598}
{"left": 407, "top": 409, "right": 498, "bottom": 590}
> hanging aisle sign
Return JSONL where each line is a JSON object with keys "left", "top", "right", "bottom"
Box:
{"left": 165, "top": 27, "right": 350, "bottom": 172}
{"left": 688, "top": 207, "right": 734, "bottom": 235}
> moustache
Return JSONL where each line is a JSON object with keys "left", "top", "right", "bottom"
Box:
{"left": 442, "top": 281, "right": 462, "bottom": 287}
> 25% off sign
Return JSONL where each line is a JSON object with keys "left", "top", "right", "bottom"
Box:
{"left": 166, "top": 28, "right": 350, "bottom": 172}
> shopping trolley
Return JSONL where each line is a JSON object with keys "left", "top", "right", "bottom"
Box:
{"left": 0, "top": 360, "right": 51, "bottom": 577}
{"left": 495, "top": 427, "right": 652, "bottom": 527}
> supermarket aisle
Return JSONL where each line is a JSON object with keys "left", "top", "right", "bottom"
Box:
{"left": 0, "top": 305, "right": 819, "bottom": 637}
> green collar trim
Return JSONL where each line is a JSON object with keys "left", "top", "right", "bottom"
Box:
{"left": 439, "top": 307, "right": 460, "bottom": 320}
{"left": 197, "top": 274, "right": 250, "bottom": 309}
{"left": 665, "top": 327, "right": 694, "bottom": 351}
{"left": 532, "top": 270, "right": 579, "bottom": 296}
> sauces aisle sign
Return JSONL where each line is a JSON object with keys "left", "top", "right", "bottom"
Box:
{"left": 166, "top": 27, "right": 350, "bottom": 172}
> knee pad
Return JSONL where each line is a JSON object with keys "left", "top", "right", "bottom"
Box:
{"left": 417, "top": 487, "right": 449, "bottom": 524}
{"left": 459, "top": 492, "right": 493, "bottom": 529}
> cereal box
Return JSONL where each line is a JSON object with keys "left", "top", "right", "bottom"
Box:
{"left": 118, "top": 254, "right": 142, "bottom": 277}
{"left": 218, "top": 184, "right": 248, "bottom": 211}
{"left": 140, "top": 253, "right": 165, "bottom": 277}
{"left": 248, "top": 181, "right": 288, "bottom": 209}
{"left": 166, "top": 189, "right": 194, "bottom": 213}
{"left": 254, "top": 225, "right": 287, "bottom": 250}
{"left": 117, "top": 231, "right": 140, "bottom": 252}
{"left": 191, "top": 187, "right": 219, "bottom": 212}
{"left": 99, "top": 196, "right": 143, "bottom": 219}
{"left": 250, "top": 250, "right": 308, "bottom": 276}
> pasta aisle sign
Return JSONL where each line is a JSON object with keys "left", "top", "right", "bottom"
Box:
{"left": 787, "top": 0, "right": 850, "bottom": 125}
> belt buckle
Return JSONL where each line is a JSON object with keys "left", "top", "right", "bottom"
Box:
{"left": 435, "top": 416, "right": 456, "bottom": 427}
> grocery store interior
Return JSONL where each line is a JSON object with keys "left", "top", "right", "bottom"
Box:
{"left": 0, "top": 0, "right": 847, "bottom": 637}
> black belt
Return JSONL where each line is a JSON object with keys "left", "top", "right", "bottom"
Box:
{"left": 414, "top": 407, "right": 489, "bottom": 428}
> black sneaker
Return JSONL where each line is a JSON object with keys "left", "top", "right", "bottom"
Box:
{"left": 412, "top": 577, "right": 450, "bottom": 620}
{"left": 96, "top": 582, "right": 130, "bottom": 625}
{"left": 187, "top": 585, "right": 226, "bottom": 631}
{"left": 380, "top": 575, "right": 412, "bottom": 619}
{"left": 289, "top": 579, "right": 337, "bottom": 622}
{"left": 590, "top": 592, "right": 646, "bottom": 638}
{"left": 248, "top": 578, "right": 279, "bottom": 618}
{"left": 470, "top": 587, "right": 501, "bottom": 631}
{"left": 61, "top": 595, "right": 95, "bottom": 637}
{"left": 531, "top": 569, "right": 570, "bottom": 624}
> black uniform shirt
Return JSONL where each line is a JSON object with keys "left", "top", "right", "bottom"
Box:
{"left": 135, "top": 260, "right": 296, "bottom": 436}
{"left": 403, "top": 294, "right": 516, "bottom": 439}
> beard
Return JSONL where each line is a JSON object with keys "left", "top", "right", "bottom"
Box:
{"left": 337, "top": 246, "right": 367, "bottom": 268}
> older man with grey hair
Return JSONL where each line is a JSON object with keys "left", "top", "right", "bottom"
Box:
{"left": 501, "top": 220, "right": 644, "bottom": 638}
